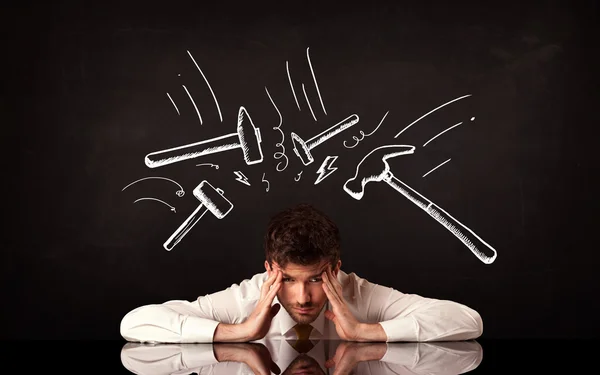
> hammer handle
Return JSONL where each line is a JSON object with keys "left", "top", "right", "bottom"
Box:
{"left": 145, "top": 132, "right": 239, "bottom": 168}
{"left": 384, "top": 173, "right": 497, "bottom": 264}
{"left": 163, "top": 204, "right": 209, "bottom": 251}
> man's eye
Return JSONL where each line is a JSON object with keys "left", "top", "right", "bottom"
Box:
{"left": 282, "top": 278, "right": 292, "bottom": 282}
{"left": 310, "top": 278, "right": 323, "bottom": 283}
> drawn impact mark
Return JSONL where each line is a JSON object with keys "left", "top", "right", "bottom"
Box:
{"left": 265, "top": 86, "right": 289, "bottom": 172}
{"left": 315, "top": 156, "right": 338, "bottom": 185}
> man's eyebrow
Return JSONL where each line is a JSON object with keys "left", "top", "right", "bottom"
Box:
{"left": 281, "top": 271, "right": 327, "bottom": 279}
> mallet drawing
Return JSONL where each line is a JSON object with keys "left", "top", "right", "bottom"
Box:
{"left": 163, "top": 180, "right": 233, "bottom": 251}
{"left": 145, "top": 106, "right": 264, "bottom": 168}
{"left": 343, "top": 145, "right": 497, "bottom": 264}
{"left": 291, "top": 114, "right": 359, "bottom": 166}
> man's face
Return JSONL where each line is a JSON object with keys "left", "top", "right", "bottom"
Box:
{"left": 282, "top": 354, "right": 325, "bottom": 375}
{"left": 265, "top": 259, "right": 340, "bottom": 325}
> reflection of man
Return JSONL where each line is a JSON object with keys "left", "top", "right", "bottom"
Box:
{"left": 121, "top": 203, "right": 483, "bottom": 344}
{"left": 282, "top": 353, "right": 325, "bottom": 375}
{"left": 120, "top": 340, "right": 483, "bottom": 375}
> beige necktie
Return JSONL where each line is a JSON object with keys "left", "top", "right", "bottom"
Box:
{"left": 292, "top": 324, "right": 314, "bottom": 353}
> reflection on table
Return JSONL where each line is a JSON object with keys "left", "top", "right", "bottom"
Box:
{"left": 120, "top": 338, "right": 483, "bottom": 375}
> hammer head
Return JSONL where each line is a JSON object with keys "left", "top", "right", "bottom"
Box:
{"left": 343, "top": 145, "right": 415, "bottom": 200}
{"left": 193, "top": 180, "right": 234, "bottom": 219}
{"left": 237, "top": 106, "right": 264, "bottom": 165}
{"left": 290, "top": 132, "right": 313, "bottom": 166}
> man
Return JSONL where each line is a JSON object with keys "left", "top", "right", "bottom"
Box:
{"left": 120, "top": 203, "right": 483, "bottom": 343}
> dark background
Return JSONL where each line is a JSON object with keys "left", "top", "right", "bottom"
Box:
{"left": 3, "top": 0, "right": 598, "bottom": 340}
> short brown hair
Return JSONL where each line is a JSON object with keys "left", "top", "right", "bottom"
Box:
{"left": 264, "top": 203, "right": 341, "bottom": 268}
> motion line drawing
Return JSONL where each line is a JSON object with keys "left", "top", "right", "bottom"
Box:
{"left": 302, "top": 83, "right": 317, "bottom": 122}
{"left": 291, "top": 114, "right": 359, "bottom": 166}
{"left": 423, "top": 121, "right": 462, "bottom": 147}
{"left": 182, "top": 84, "right": 203, "bottom": 125}
{"left": 122, "top": 177, "right": 185, "bottom": 197}
{"left": 306, "top": 47, "right": 327, "bottom": 115}
{"left": 394, "top": 94, "right": 471, "bottom": 138}
{"left": 134, "top": 197, "right": 176, "bottom": 213}
{"left": 187, "top": 50, "right": 222, "bottom": 122}
{"left": 265, "top": 86, "right": 289, "bottom": 172}
{"left": 145, "top": 106, "right": 264, "bottom": 168}
{"left": 234, "top": 171, "right": 251, "bottom": 186}
{"left": 163, "top": 180, "right": 233, "bottom": 251}
{"left": 286, "top": 61, "right": 301, "bottom": 111}
{"left": 315, "top": 156, "right": 338, "bottom": 185}
{"left": 344, "top": 110, "right": 389, "bottom": 149}
{"left": 166, "top": 93, "right": 180, "bottom": 115}
{"left": 422, "top": 158, "right": 452, "bottom": 178}
{"left": 343, "top": 145, "right": 497, "bottom": 264}
{"left": 196, "top": 163, "right": 219, "bottom": 169}
{"left": 422, "top": 117, "right": 475, "bottom": 147}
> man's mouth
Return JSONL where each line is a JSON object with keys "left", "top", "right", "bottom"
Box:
{"left": 295, "top": 307, "right": 313, "bottom": 313}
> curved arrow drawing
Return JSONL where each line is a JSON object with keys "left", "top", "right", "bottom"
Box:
{"left": 133, "top": 197, "right": 176, "bottom": 213}
{"left": 122, "top": 177, "right": 185, "bottom": 197}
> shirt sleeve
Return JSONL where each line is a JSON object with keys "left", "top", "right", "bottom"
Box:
{"left": 351, "top": 274, "right": 484, "bottom": 342}
{"left": 120, "top": 342, "right": 255, "bottom": 375}
{"left": 374, "top": 341, "right": 483, "bottom": 375}
{"left": 120, "top": 274, "right": 264, "bottom": 343}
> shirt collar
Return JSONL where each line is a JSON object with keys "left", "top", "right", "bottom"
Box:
{"left": 275, "top": 296, "right": 327, "bottom": 339}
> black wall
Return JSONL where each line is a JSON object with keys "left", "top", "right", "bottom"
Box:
{"left": 4, "top": 0, "right": 598, "bottom": 339}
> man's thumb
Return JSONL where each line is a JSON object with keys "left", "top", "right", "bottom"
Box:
{"left": 270, "top": 303, "right": 281, "bottom": 318}
{"left": 324, "top": 310, "right": 335, "bottom": 321}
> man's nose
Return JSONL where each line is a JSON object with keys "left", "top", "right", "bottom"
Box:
{"left": 296, "top": 284, "right": 311, "bottom": 304}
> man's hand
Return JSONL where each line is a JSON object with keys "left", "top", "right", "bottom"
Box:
{"left": 325, "top": 342, "right": 388, "bottom": 375}
{"left": 322, "top": 266, "right": 387, "bottom": 342}
{"left": 214, "top": 343, "right": 281, "bottom": 375}
{"left": 242, "top": 269, "right": 283, "bottom": 341}
{"left": 214, "top": 269, "right": 282, "bottom": 342}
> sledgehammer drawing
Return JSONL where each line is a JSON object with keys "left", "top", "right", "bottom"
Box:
{"left": 163, "top": 180, "right": 233, "bottom": 251}
{"left": 144, "top": 106, "right": 264, "bottom": 168}
{"left": 343, "top": 145, "right": 497, "bottom": 264}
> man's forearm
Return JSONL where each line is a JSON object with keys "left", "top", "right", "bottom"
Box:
{"left": 356, "top": 323, "right": 387, "bottom": 342}
{"left": 213, "top": 323, "right": 252, "bottom": 342}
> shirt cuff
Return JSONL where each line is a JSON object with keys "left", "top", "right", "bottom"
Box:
{"left": 181, "top": 316, "right": 221, "bottom": 343}
{"left": 378, "top": 317, "right": 417, "bottom": 342}
{"left": 379, "top": 342, "right": 417, "bottom": 364}
{"left": 181, "top": 344, "right": 219, "bottom": 367}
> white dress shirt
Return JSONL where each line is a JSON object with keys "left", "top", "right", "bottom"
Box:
{"left": 120, "top": 269, "right": 483, "bottom": 343}
{"left": 120, "top": 340, "right": 484, "bottom": 375}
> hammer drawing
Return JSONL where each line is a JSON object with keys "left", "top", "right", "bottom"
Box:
{"left": 344, "top": 145, "right": 497, "bottom": 264}
{"left": 163, "top": 180, "right": 233, "bottom": 251}
{"left": 145, "top": 106, "right": 264, "bottom": 168}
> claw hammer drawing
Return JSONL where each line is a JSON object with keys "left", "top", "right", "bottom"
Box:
{"left": 343, "top": 145, "right": 497, "bottom": 264}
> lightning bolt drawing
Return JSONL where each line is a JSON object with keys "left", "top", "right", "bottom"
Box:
{"left": 314, "top": 156, "right": 338, "bottom": 185}
{"left": 233, "top": 171, "right": 251, "bottom": 186}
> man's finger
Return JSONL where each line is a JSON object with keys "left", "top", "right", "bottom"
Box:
{"left": 261, "top": 270, "right": 279, "bottom": 299}
{"left": 328, "top": 266, "right": 344, "bottom": 295}
{"left": 322, "top": 274, "right": 342, "bottom": 307}
{"left": 323, "top": 271, "right": 342, "bottom": 302}
{"left": 266, "top": 271, "right": 282, "bottom": 301}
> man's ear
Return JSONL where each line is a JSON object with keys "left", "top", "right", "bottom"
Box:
{"left": 333, "top": 260, "right": 342, "bottom": 277}
{"left": 264, "top": 260, "right": 272, "bottom": 274}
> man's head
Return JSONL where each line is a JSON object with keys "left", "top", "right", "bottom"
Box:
{"left": 264, "top": 203, "right": 342, "bottom": 324}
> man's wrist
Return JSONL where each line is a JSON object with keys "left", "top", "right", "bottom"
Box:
{"left": 213, "top": 322, "right": 253, "bottom": 342}
{"left": 355, "top": 323, "right": 388, "bottom": 342}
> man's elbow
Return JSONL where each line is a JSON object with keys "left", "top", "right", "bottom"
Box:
{"left": 119, "top": 309, "right": 142, "bottom": 342}
{"left": 466, "top": 308, "right": 484, "bottom": 339}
